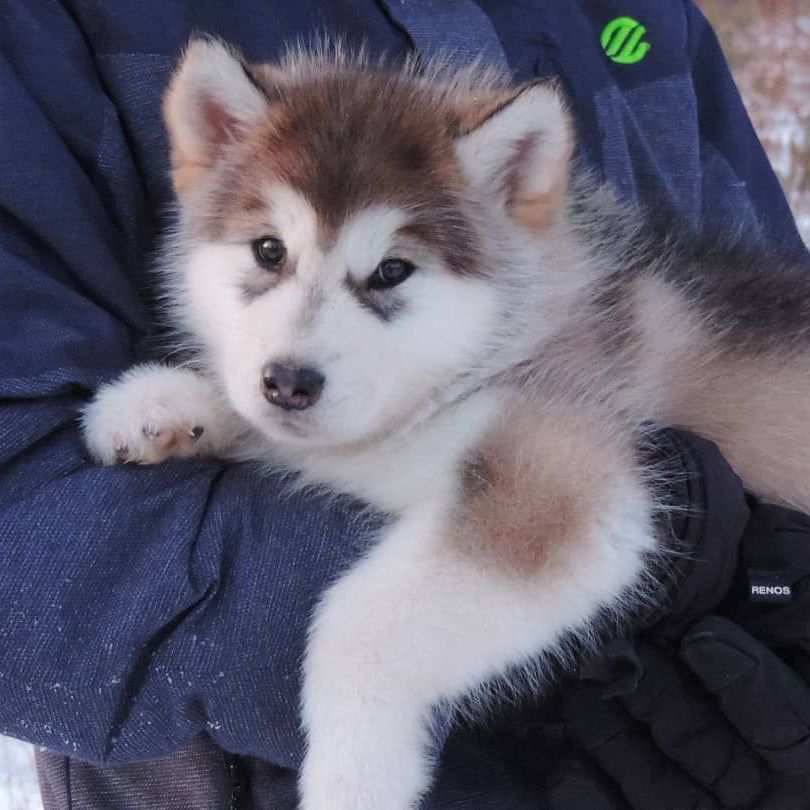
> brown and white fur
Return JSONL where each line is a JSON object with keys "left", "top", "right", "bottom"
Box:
{"left": 81, "top": 38, "right": 810, "bottom": 809}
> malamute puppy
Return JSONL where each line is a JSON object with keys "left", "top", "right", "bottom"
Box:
{"left": 82, "top": 38, "right": 810, "bottom": 809}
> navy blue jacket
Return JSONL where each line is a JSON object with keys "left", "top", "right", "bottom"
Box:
{"left": 0, "top": 0, "right": 807, "bottom": 802}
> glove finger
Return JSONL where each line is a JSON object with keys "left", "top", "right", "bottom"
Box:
{"left": 547, "top": 758, "right": 627, "bottom": 810}
{"left": 565, "top": 682, "right": 720, "bottom": 810}
{"left": 617, "top": 641, "right": 762, "bottom": 806}
{"left": 682, "top": 615, "right": 810, "bottom": 776}
{"left": 754, "top": 775, "right": 810, "bottom": 810}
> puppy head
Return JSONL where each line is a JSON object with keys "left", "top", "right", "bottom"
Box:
{"left": 163, "top": 38, "right": 574, "bottom": 449}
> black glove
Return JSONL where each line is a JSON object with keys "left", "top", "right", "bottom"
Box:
{"left": 551, "top": 617, "right": 810, "bottom": 809}
{"left": 546, "top": 432, "right": 810, "bottom": 810}
{"left": 433, "top": 431, "right": 810, "bottom": 810}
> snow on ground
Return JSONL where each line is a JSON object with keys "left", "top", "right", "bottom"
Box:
{"left": 0, "top": 738, "right": 41, "bottom": 810}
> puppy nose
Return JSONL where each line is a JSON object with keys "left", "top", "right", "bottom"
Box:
{"left": 262, "top": 362, "right": 325, "bottom": 410}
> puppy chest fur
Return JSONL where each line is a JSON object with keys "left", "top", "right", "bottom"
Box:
{"left": 453, "top": 399, "right": 638, "bottom": 579}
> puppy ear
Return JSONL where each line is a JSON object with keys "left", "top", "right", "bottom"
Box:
{"left": 163, "top": 37, "right": 272, "bottom": 195}
{"left": 455, "top": 82, "right": 573, "bottom": 230}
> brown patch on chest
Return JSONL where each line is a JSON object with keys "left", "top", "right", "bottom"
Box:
{"left": 452, "top": 400, "right": 637, "bottom": 579}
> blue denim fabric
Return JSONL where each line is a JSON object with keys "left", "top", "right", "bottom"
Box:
{"left": 380, "top": 0, "right": 509, "bottom": 72}
{"left": 0, "top": 0, "right": 806, "bottom": 789}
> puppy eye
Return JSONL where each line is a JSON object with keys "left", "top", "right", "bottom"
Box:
{"left": 252, "top": 236, "right": 286, "bottom": 269}
{"left": 368, "top": 258, "right": 415, "bottom": 290}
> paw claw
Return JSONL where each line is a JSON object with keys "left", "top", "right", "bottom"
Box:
{"left": 83, "top": 367, "right": 220, "bottom": 466}
{"left": 112, "top": 432, "right": 129, "bottom": 462}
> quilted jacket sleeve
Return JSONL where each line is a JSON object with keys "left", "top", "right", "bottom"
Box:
{"left": 0, "top": 1, "right": 364, "bottom": 768}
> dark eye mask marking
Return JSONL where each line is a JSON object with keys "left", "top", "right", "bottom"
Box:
{"left": 343, "top": 276, "right": 405, "bottom": 322}
{"left": 239, "top": 257, "right": 296, "bottom": 302}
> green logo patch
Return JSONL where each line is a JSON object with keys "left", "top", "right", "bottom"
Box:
{"left": 601, "top": 16, "right": 650, "bottom": 65}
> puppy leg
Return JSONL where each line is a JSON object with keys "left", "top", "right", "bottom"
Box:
{"left": 300, "top": 408, "right": 656, "bottom": 810}
{"left": 81, "top": 363, "right": 241, "bottom": 465}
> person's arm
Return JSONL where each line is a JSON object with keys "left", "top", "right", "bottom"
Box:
{"left": 0, "top": 1, "right": 364, "bottom": 768}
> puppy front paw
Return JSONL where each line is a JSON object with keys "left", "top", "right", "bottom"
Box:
{"left": 81, "top": 363, "right": 229, "bottom": 465}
